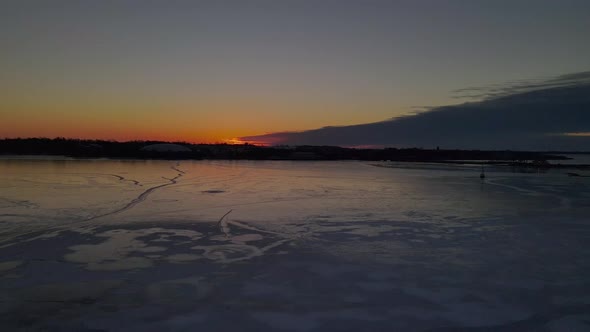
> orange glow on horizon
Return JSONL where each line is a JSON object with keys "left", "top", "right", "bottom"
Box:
{"left": 221, "top": 138, "right": 270, "bottom": 146}
{"left": 0, "top": 126, "right": 273, "bottom": 145}
{"left": 0, "top": 91, "right": 404, "bottom": 148}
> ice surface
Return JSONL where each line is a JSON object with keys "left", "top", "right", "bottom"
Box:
{"left": 1, "top": 159, "right": 589, "bottom": 331}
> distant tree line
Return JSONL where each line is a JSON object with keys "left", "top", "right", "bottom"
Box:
{"left": 0, "top": 137, "right": 569, "bottom": 162}
{"left": 0, "top": 138, "right": 199, "bottom": 159}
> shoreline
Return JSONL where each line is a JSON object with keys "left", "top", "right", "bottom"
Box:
{"left": 2, "top": 154, "right": 590, "bottom": 170}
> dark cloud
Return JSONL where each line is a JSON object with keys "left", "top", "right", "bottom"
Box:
{"left": 550, "top": 71, "right": 590, "bottom": 83}
{"left": 241, "top": 72, "right": 590, "bottom": 150}
{"left": 453, "top": 71, "right": 590, "bottom": 100}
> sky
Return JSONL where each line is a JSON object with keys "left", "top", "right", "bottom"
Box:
{"left": 242, "top": 72, "right": 590, "bottom": 150}
{"left": 1, "top": 0, "right": 589, "bottom": 147}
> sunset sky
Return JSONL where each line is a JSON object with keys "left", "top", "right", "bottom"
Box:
{"left": 2, "top": 1, "right": 589, "bottom": 145}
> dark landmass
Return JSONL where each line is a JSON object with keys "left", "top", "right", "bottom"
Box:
{"left": 1, "top": 138, "right": 588, "bottom": 169}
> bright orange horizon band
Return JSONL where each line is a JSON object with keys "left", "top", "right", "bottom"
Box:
{"left": 0, "top": 133, "right": 261, "bottom": 146}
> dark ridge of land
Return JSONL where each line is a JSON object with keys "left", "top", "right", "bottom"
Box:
{"left": 0, "top": 138, "right": 587, "bottom": 169}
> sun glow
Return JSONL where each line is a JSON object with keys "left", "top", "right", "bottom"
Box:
{"left": 222, "top": 138, "right": 268, "bottom": 146}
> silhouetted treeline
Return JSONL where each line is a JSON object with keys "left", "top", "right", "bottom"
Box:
{"left": 0, "top": 138, "right": 571, "bottom": 162}
{"left": 0, "top": 138, "right": 199, "bottom": 159}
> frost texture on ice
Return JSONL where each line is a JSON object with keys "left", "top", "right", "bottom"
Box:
{"left": 1, "top": 160, "right": 590, "bottom": 331}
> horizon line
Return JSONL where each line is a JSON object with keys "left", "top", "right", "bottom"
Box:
{"left": 2, "top": 136, "right": 590, "bottom": 154}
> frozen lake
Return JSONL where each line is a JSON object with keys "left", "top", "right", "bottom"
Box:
{"left": 1, "top": 159, "right": 589, "bottom": 331}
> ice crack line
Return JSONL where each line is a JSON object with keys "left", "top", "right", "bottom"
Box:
{"left": 59, "top": 172, "right": 142, "bottom": 186}
{"left": 105, "top": 174, "right": 141, "bottom": 186}
{"left": 171, "top": 163, "right": 186, "bottom": 174}
{"left": 86, "top": 165, "right": 185, "bottom": 221}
